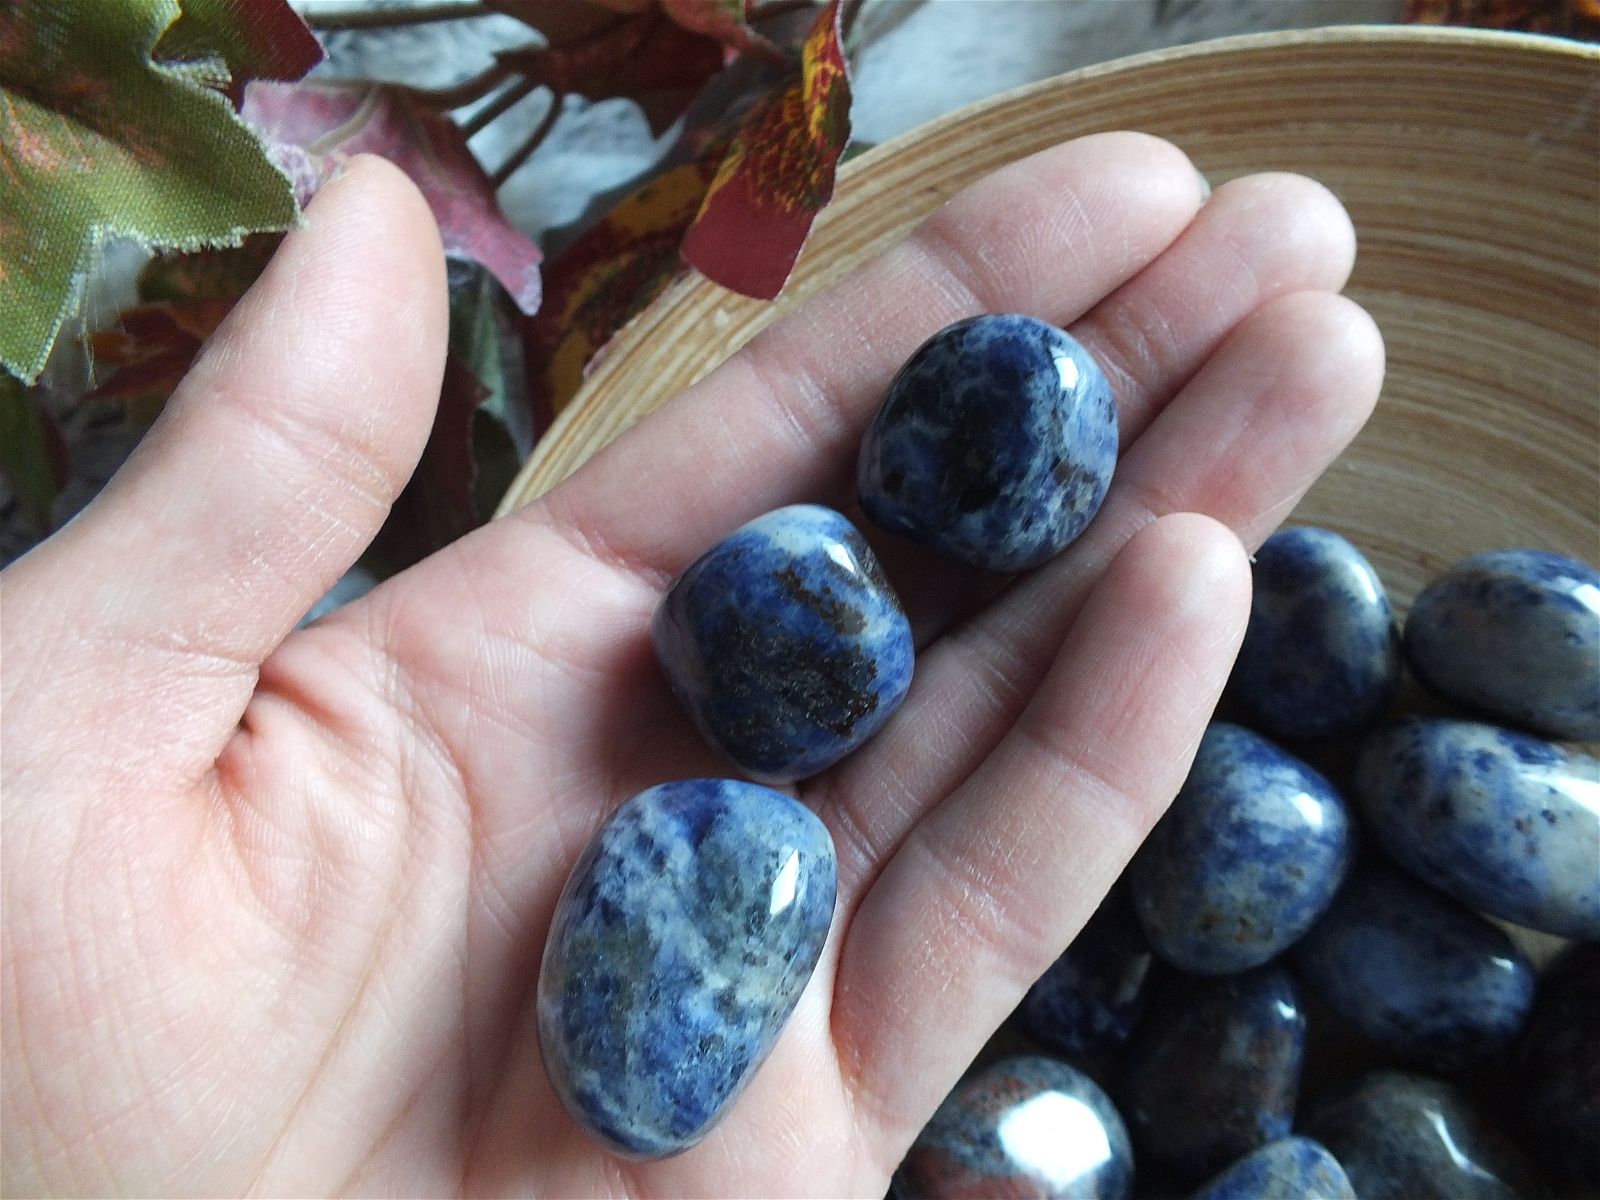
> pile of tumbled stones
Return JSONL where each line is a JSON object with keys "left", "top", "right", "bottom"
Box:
{"left": 528, "top": 313, "right": 1599, "bottom": 1200}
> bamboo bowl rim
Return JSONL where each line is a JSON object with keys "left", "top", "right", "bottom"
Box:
{"left": 498, "top": 24, "right": 1600, "bottom": 517}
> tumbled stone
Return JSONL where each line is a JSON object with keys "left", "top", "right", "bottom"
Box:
{"left": 1404, "top": 548, "right": 1600, "bottom": 740}
{"left": 1186, "top": 1137, "right": 1355, "bottom": 1200}
{"left": 1016, "top": 885, "right": 1161, "bottom": 1059}
{"left": 1305, "top": 1071, "right": 1538, "bottom": 1200}
{"left": 1118, "top": 966, "right": 1306, "bottom": 1183}
{"left": 1228, "top": 526, "right": 1400, "bottom": 740}
{"left": 653, "top": 504, "right": 914, "bottom": 782}
{"left": 1291, "top": 860, "right": 1534, "bottom": 1070}
{"left": 1355, "top": 717, "right": 1600, "bottom": 939}
{"left": 858, "top": 314, "right": 1118, "bottom": 572}
{"left": 1506, "top": 943, "right": 1600, "bottom": 1190}
{"left": 899, "top": 1056, "right": 1133, "bottom": 1200}
{"left": 537, "top": 779, "right": 836, "bottom": 1159}
{"left": 1128, "top": 723, "right": 1354, "bottom": 974}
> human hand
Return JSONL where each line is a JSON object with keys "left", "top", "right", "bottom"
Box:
{"left": 1, "top": 137, "right": 1382, "bottom": 1197}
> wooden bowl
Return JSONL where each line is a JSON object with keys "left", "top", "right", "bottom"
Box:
{"left": 499, "top": 25, "right": 1599, "bottom": 607}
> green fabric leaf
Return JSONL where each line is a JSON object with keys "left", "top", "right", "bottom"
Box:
{"left": 0, "top": 375, "right": 67, "bottom": 535}
{"left": 0, "top": 0, "right": 300, "bottom": 384}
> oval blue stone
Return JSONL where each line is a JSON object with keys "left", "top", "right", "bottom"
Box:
{"left": 537, "top": 779, "right": 836, "bottom": 1159}
{"left": 1128, "top": 723, "right": 1354, "bottom": 974}
{"left": 1305, "top": 1071, "right": 1538, "bottom": 1200}
{"left": 1186, "top": 1137, "right": 1355, "bottom": 1200}
{"left": 899, "top": 1056, "right": 1133, "bottom": 1200}
{"left": 1229, "top": 526, "right": 1400, "bottom": 740}
{"left": 1404, "top": 548, "right": 1600, "bottom": 741}
{"left": 653, "top": 504, "right": 914, "bottom": 782}
{"left": 1016, "top": 885, "right": 1161, "bottom": 1059}
{"left": 1292, "top": 860, "right": 1534, "bottom": 1071}
{"left": 1119, "top": 966, "right": 1306, "bottom": 1183}
{"left": 1355, "top": 717, "right": 1600, "bottom": 939}
{"left": 858, "top": 314, "right": 1118, "bottom": 572}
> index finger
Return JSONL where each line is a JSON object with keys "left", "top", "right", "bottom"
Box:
{"left": 530, "top": 132, "right": 1206, "bottom": 584}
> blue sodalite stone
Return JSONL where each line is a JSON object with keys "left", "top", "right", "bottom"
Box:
{"left": 1186, "top": 1137, "right": 1354, "bottom": 1200}
{"left": 1118, "top": 966, "right": 1306, "bottom": 1183}
{"left": 1507, "top": 944, "right": 1600, "bottom": 1189}
{"left": 857, "top": 315, "right": 1118, "bottom": 572}
{"left": 899, "top": 1056, "right": 1133, "bottom": 1200}
{"left": 1229, "top": 527, "right": 1400, "bottom": 740}
{"left": 1291, "top": 860, "right": 1534, "bottom": 1070}
{"left": 653, "top": 505, "right": 914, "bottom": 783}
{"left": 536, "top": 779, "right": 836, "bottom": 1159}
{"left": 1127, "top": 723, "right": 1354, "bottom": 974}
{"left": 1404, "top": 549, "right": 1600, "bottom": 741}
{"left": 1305, "top": 1071, "right": 1538, "bottom": 1200}
{"left": 1016, "top": 886, "right": 1160, "bottom": 1059}
{"left": 1355, "top": 717, "right": 1600, "bottom": 939}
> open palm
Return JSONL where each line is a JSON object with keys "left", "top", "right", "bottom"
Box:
{"left": 2, "top": 137, "right": 1381, "bottom": 1197}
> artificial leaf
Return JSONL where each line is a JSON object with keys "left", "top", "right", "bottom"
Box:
{"left": 0, "top": 0, "right": 300, "bottom": 383}
{"left": 86, "top": 234, "right": 279, "bottom": 411}
{"left": 371, "top": 262, "right": 530, "bottom": 571}
{"left": 154, "top": 0, "right": 323, "bottom": 102}
{"left": 243, "top": 83, "right": 543, "bottom": 313}
{"left": 135, "top": 231, "right": 281, "bottom": 302}
{"left": 491, "top": 8, "right": 727, "bottom": 135}
{"left": 524, "top": 158, "right": 718, "bottom": 426}
{"left": 661, "top": 0, "right": 785, "bottom": 63}
{"left": 1403, "top": 0, "right": 1600, "bottom": 34}
{"left": 0, "top": 376, "right": 69, "bottom": 535}
{"left": 679, "top": 0, "right": 850, "bottom": 299}
{"left": 86, "top": 298, "right": 235, "bottom": 411}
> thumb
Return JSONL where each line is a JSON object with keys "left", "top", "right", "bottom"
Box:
{"left": 2, "top": 155, "right": 447, "bottom": 792}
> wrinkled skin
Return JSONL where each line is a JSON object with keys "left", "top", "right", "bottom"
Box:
{"left": 1, "top": 141, "right": 1381, "bottom": 1197}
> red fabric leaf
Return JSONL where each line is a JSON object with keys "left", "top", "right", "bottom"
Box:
{"left": 679, "top": 0, "right": 850, "bottom": 299}
{"left": 243, "top": 83, "right": 543, "bottom": 313}
{"left": 154, "top": 0, "right": 323, "bottom": 102}
{"left": 493, "top": 10, "right": 727, "bottom": 136}
{"left": 523, "top": 159, "right": 717, "bottom": 427}
{"left": 1402, "top": 0, "right": 1600, "bottom": 34}
{"left": 85, "top": 298, "right": 235, "bottom": 405}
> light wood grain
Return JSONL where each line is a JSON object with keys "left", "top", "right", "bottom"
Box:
{"left": 498, "top": 26, "right": 1600, "bottom": 610}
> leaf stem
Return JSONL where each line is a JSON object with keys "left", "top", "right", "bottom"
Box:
{"left": 491, "top": 95, "right": 563, "bottom": 187}
{"left": 303, "top": 2, "right": 493, "bottom": 31}
{"left": 458, "top": 75, "right": 539, "bottom": 139}
{"left": 749, "top": 0, "right": 819, "bottom": 25}
{"left": 840, "top": 0, "right": 867, "bottom": 43}
{"left": 408, "top": 61, "right": 512, "bottom": 111}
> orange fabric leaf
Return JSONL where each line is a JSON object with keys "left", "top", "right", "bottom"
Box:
{"left": 678, "top": 0, "right": 850, "bottom": 300}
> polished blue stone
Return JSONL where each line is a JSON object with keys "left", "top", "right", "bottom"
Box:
{"left": 858, "top": 314, "right": 1118, "bottom": 572}
{"left": 1229, "top": 527, "right": 1400, "bottom": 740}
{"left": 1127, "top": 723, "right": 1354, "bottom": 974}
{"left": 1186, "top": 1138, "right": 1354, "bottom": 1200}
{"left": 1355, "top": 717, "right": 1600, "bottom": 939}
{"left": 1404, "top": 549, "right": 1600, "bottom": 741}
{"left": 1305, "top": 1071, "right": 1538, "bottom": 1200}
{"left": 899, "top": 1056, "right": 1133, "bottom": 1200}
{"left": 1507, "top": 944, "right": 1600, "bottom": 1189}
{"left": 1119, "top": 966, "right": 1306, "bottom": 1183}
{"left": 1291, "top": 860, "right": 1534, "bottom": 1070}
{"left": 536, "top": 779, "right": 836, "bottom": 1159}
{"left": 653, "top": 504, "right": 914, "bottom": 783}
{"left": 1016, "top": 885, "right": 1160, "bottom": 1059}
